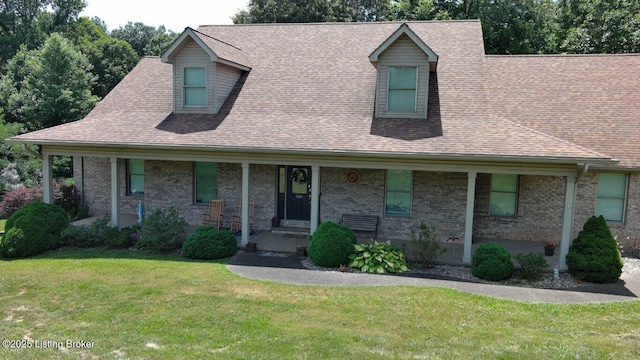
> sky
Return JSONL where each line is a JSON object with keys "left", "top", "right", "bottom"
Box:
{"left": 80, "top": 0, "right": 250, "bottom": 32}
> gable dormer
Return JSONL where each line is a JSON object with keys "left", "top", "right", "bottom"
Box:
{"left": 161, "top": 28, "right": 250, "bottom": 115}
{"left": 370, "top": 24, "right": 438, "bottom": 119}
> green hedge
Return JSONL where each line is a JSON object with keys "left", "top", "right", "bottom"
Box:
{"left": 471, "top": 243, "right": 514, "bottom": 281}
{"left": 308, "top": 221, "right": 357, "bottom": 267}
{"left": 182, "top": 226, "right": 237, "bottom": 260}
{"left": 0, "top": 202, "right": 68, "bottom": 258}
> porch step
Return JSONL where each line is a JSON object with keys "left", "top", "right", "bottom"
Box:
{"left": 271, "top": 226, "right": 310, "bottom": 235}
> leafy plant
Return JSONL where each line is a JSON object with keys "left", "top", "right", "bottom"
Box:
{"left": 136, "top": 207, "right": 188, "bottom": 251}
{"left": 349, "top": 240, "right": 410, "bottom": 274}
{"left": 471, "top": 243, "right": 514, "bottom": 281}
{"left": 566, "top": 215, "right": 622, "bottom": 283}
{"left": 513, "top": 252, "right": 549, "bottom": 281}
{"left": 0, "top": 202, "right": 68, "bottom": 258}
{"left": 408, "top": 222, "right": 446, "bottom": 268}
{"left": 0, "top": 186, "right": 42, "bottom": 219}
{"left": 182, "top": 226, "right": 237, "bottom": 260}
{"left": 60, "top": 216, "right": 136, "bottom": 249}
{"left": 308, "top": 221, "right": 356, "bottom": 267}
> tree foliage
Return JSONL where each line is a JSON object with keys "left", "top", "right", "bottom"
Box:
{"left": 0, "top": 33, "right": 98, "bottom": 132}
{"left": 111, "top": 22, "right": 178, "bottom": 57}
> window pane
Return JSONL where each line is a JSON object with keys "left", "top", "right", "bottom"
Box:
{"left": 490, "top": 193, "right": 516, "bottom": 216}
{"left": 389, "top": 67, "right": 416, "bottom": 89}
{"left": 387, "top": 170, "right": 412, "bottom": 191}
{"left": 184, "top": 68, "right": 205, "bottom": 86}
{"left": 386, "top": 191, "right": 411, "bottom": 216}
{"left": 597, "top": 173, "right": 626, "bottom": 198}
{"left": 492, "top": 174, "right": 517, "bottom": 192}
{"left": 128, "top": 159, "right": 144, "bottom": 195}
{"left": 185, "top": 88, "right": 206, "bottom": 106}
{"left": 596, "top": 198, "right": 625, "bottom": 222}
{"left": 195, "top": 162, "right": 217, "bottom": 203}
{"left": 130, "top": 175, "right": 144, "bottom": 195}
{"left": 388, "top": 89, "right": 416, "bottom": 111}
{"left": 386, "top": 170, "right": 412, "bottom": 216}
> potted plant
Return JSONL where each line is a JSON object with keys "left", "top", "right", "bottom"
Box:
{"left": 246, "top": 241, "right": 257, "bottom": 253}
{"left": 544, "top": 241, "right": 557, "bottom": 256}
{"left": 296, "top": 245, "right": 307, "bottom": 257}
{"left": 271, "top": 216, "right": 280, "bottom": 228}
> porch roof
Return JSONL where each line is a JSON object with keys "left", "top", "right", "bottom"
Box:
{"left": 10, "top": 21, "right": 617, "bottom": 167}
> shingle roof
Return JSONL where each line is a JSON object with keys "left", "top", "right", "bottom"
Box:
{"left": 12, "top": 21, "right": 618, "bottom": 165}
{"left": 486, "top": 54, "right": 640, "bottom": 168}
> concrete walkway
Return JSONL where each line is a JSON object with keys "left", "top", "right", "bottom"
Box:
{"left": 227, "top": 252, "right": 640, "bottom": 304}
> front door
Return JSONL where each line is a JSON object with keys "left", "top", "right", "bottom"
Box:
{"left": 277, "top": 166, "right": 311, "bottom": 221}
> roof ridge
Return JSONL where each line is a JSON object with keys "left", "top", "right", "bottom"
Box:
{"left": 197, "top": 19, "right": 481, "bottom": 28}
{"left": 190, "top": 27, "right": 243, "bottom": 51}
{"left": 492, "top": 115, "right": 615, "bottom": 160}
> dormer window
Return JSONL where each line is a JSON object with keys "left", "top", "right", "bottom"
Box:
{"left": 184, "top": 67, "right": 206, "bottom": 107}
{"left": 388, "top": 67, "right": 417, "bottom": 112}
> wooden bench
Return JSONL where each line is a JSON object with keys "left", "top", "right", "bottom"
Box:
{"left": 341, "top": 214, "right": 379, "bottom": 239}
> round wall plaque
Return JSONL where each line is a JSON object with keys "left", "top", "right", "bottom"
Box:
{"left": 345, "top": 169, "right": 361, "bottom": 185}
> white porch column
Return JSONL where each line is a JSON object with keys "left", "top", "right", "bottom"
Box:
{"left": 310, "top": 165, "right": 320, "bottom": 235}
{"left": 42, "top": 154, "right": 54, "bottom": 204}
{"left": 110, "top": 157, "right": 120, "bottom": 228}
{"left": 241, "top": 162, "right": 250, "bottom": 246}
{"left": 559, "top": 175, "right": 577, "bottom": 270}
{"left": 463, "top": 171, "right": 477, "bottom": 264}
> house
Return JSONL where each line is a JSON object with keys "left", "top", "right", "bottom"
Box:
{"left": 9, "top": 21, "right": 640, "bottom": 269}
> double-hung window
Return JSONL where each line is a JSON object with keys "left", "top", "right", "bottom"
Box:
{"left": 595, "top": 173, "right": 628, "bottom": 222}
{"left": 385, "top": 170, "right": 412, "bottom": 216}
{"left": 184, "top": 67, "right": 206, "bottom": 106}
{"left": 195, "top": 162, "right": 218, "bottom": 204}
{"left": 127, "top": 159, "right": 144, "bottom": 195}
{"left": 489, "top": 174, "right": 518, "bottom": 217}
{"left": 388, "top": 66, "right": 417, "bottom": 112}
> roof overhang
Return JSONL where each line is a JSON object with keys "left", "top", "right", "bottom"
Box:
{"left": 369, "top": 23, "right": 439, "bottom": 70}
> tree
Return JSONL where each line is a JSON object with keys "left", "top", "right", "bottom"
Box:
{"left": 0, "top": 33, "right": 98, "bottom": 131}
{"left": 233, "top": 0, "right": 390, "bottom": 23}
{"left": 110, "top": 22, "right": 176, "bottom": 57}
{"left": 143, "top": 31, "right": 180, "bottom": 56}
{"left": 559, "top": 0, "right": 640, "bottom": 53}
{"left": 63, "top": 17, "right": 138, "bottom": 98}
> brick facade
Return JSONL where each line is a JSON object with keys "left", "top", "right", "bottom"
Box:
{"left": 77, "top": 157, "right": 640, "bottom": 244}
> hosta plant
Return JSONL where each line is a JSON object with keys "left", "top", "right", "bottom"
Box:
{"left": 348, "top": 240, "right": 410, "bottom": 274}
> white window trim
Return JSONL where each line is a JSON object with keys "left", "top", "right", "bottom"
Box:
{"left": 384, "top": 169, "right": 413, "bottom": 217}
{"left": 386, "top": 66, "right": 418, "bottom": 113}
{"left": 183, "top": 66, "right": 207, "bottom": 108}
{"left": 595, "top": 173, "right": 628, "bottom": 223}
{"left": 489, "top": 174, "right": 519, "bottom": 218}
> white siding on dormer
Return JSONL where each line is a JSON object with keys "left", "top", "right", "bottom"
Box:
{"left": 173, "top": 39, "right": 216, "bottom": 114}
{"left": 216, "top": 63, "right": 242, "bottom": 113}
{"left": 375, "top": 34, "right": 430, "bottom": 119}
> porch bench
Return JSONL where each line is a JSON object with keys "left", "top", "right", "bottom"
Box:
{"left": 340, "top": 214, "right": 379, "bottom": 239}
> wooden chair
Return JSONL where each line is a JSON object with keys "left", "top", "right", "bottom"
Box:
{"left": 202, "top": 199, "right": 225, "bottom": 229}
{"left": 229, "top": 201, "right": 255, "bottom": 233}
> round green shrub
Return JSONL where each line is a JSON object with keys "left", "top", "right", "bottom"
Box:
{"left": 308, "top": 221, "right": 357, "bottom": 267}
{"left": 182, "top": 226, "right": 237, "bottom": 260}
{"left": 471, "top": 243, "right": 514, "bottom": 281}
{"left": 0, "top": 202, "right": 69, "bottom": 258}
{"left": 566, "top": 215, "right": 622, "bottom": 283}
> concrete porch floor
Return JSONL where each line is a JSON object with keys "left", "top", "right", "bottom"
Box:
{"left": 73, "top": 215, "right": 560, "bottom": 268}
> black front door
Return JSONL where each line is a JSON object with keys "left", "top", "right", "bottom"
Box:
{"left": 278, "top": 166, "right": 311, "bottom": 221}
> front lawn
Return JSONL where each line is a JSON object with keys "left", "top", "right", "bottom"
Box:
{"left": 1, "top": 249, "right": 639, "bottom": 359}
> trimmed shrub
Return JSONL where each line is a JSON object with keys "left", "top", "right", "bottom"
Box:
{"left": 182, "top": 226, "right": 237, "bottom": 259}
{"left": 471, "top": 243, "right": 514, "bottom": 281}
{"left": 135, "top": 207, "right": 188, "bottom": 251}
{"left": 514, "top": 252, "right": 549, "bottom": 281}
{"left": 59, "top": 216, "right": 135, "bottom": 249}
{"left": 0, "top": 202, "right": 68, "bottom": 258}
{"left": 107, "top": 226, "right": 138, "bottom": 249}
{"left": 408, "top": 222, "right": 446, "bottom": 268}
{"left": 308, "top": 221, "right": 357, "bottom": 267}
{"left": 0, "top": 186, "right": 43, "bottom": 219}
{"left": 349, "top": 240, "right": 409, "bottom": 273}
{"left": 566, "top": 215, "right": 623, "bottom": 283}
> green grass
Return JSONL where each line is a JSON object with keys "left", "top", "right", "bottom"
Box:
{"left": 0, "top": 219, "right": 6, "bottom": 232}
{"left": 1, "top": 249, "right": 640, "bottom": 359}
